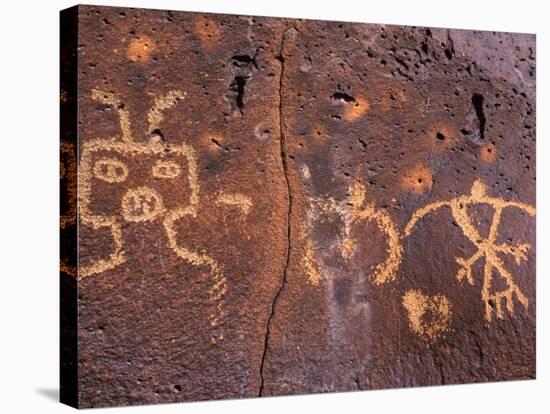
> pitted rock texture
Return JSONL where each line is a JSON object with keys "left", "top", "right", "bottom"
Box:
{"left": 60, "top": 5, "right": 535, "bottom": 408}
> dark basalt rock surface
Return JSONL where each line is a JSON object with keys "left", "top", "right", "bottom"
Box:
{"left": 61, "top": 5, "right": 535, "bottom": 408}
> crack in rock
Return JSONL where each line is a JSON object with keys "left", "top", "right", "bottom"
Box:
{"left": 257, "top": 26, "right": 298, "bottom": 397}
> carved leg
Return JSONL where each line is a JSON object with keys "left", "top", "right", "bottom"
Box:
{"left": 490, "top": 253, "right": 529, "bottom": 316}
{"left": 78, "top": 221, "right": 125, "bottom": 279}
{"left": 164, "top": 217, "right": 227, "bottom": 342}
{"left": 481, "top": 258, "right": 495, "bottom": 322}
{"left": 455, "top": 249, "right": 483, "bottom": 285}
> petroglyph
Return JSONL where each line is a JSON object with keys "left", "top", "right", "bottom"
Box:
{"left": 302, "top": 191, "right": 349, "bottom": 286}
{"left": 93, "top": 158, "right": 129, "bottom": 183}
{"left": 147, "top": 90, "right": 186, "bottom": 136}
{"left": 402, "top": 289, "right": 452, "bottom": 342}
{"left": 72, "top": 90, "right": 533, "bottom": 343}
{"left": 304, "top": 182, "right": 402, "bottom": 286}
{"left": 302, "top": 178, "right": 533, "bottom": 338}
{"left": 348, "top": 182, "right": 402, "bottom": 285}
{"left": 121, "top": 186, "right": 165, "bottom": 223}
{"left": 215, "top": 192, "right": 253, "bottom": 215}
{"left": 91, "top": 89, "right": 132, "bottom": 142}
{"left": 404, "top": 179, "right": 535, "bottom": 322}
{"left": 152, "top": 160, "right": 182, "bottom": 179}
{"left": 75, "top": 87, "right": 253, "bottom": 340}
{"left": 300, "top": 164, "right": 311, "bottom": 180}
{"left": 303, "top": 239, "right": 322, "bottom": 286}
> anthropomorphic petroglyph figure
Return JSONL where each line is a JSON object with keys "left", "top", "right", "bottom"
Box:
{"left": 404, "top": 179, "right": 535, "bottom": 322}
{"left": 304, "top": 182, "right": 402, "bottom": 286}
{"left": 346, "top": 182, "right": 403, "bottom": 285}
{"left": 76, "top": 88, "right": 252, "bottom": 340}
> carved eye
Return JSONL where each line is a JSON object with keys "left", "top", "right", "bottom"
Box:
{"left": 93, "top": 158, "right": 128, "bottom": 183}
{"left": 152, "top": 160, "right": 181, "bottom": 179}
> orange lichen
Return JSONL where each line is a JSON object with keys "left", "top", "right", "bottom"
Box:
{"left": 428, "top": 123, "right": 458, "bottom": 151}
{"left": 343, "top": 96, "right": 369, "bottom": 121}
{"left": 194, "top": 16, "right": 221, "bottom": 51}
{"left": 480, "top": 143, "right": 497, "bottom": 164}
{"left": 127, "top": 35, "right": 156, "bottom": 64}
{"left": 401, "top": 165, "right": 433, "bottom": 194}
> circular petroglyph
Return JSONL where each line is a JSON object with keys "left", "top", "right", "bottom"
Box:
{"left": 121, "top": 186, "right": 164, "bottom": 222}
{"left": 402, "top": 289, "right": 452, "bottom": 342}
{"left": 93, "top": 158, "right": 129, "bottom": 183}
{"left": 152, "top": 160, "right": 181, "bottom": 179}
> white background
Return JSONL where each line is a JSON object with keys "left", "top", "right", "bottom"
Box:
{"left": 0, "top": 0, "right": 548, "bottom": 412}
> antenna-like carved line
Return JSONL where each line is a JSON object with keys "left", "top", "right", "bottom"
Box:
{"left": 91, "top": 88, "right": 133, "bottom": 143}
{"left": 147, "top": 90, "right": 186, "bottom": 135}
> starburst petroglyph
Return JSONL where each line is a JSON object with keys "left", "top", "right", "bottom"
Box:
{"left": 404, "top": 179, "right": 535, "bottom": 322}
{"left": 73, "top": 87, "right": 252, "bottom": 339}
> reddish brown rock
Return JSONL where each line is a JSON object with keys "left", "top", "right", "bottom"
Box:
{"left": 261, "top": 21, "right": 535, "bottom": 394}
{"left": 61, "top": 5, "right": 290, "bottom": 407}
{"left": 61, "top": 5, "right": 535, "bottom": 408}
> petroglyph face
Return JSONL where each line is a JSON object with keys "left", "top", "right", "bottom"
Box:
{"left": 71, "top": 87, "right": 252, "bottom": 341}
{"left": 81, "top": 140, "right": 195, "bottom": 225}
{"left": 74, "top": 88, "right": 202, "bottom": 280}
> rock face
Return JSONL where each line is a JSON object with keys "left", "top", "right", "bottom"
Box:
{"left": 60, "top": 5, "right": 536, "bottom": 408}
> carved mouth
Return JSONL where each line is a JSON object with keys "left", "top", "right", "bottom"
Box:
{"left": 121, "top": 186, "right": 164, "bottom": 222}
